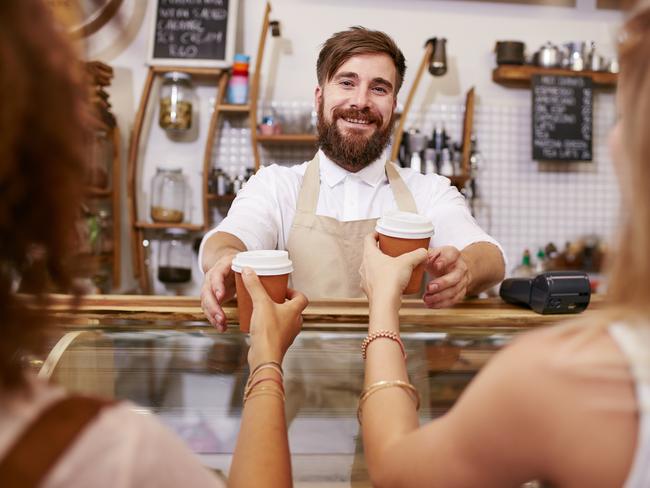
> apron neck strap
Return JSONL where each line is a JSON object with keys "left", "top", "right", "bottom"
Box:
{"left": 296, "top": 153, "right": 418, "bottom": 214}
{"left": 296, "top": 154, "right": 321, "bottom": 213}
{"left": 386, "top": 161, "right": 418, "bottom": 213}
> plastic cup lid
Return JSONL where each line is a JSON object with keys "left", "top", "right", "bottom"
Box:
{"left": 231, "top": 250, "right": 293, "bottom": 276}
{"left": 375, "top": 211, "right": 434, "bottom": 239}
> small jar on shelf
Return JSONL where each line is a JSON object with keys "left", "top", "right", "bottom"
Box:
{"left": 150, "top": 168, "right": 187, "bottom": 223}
{"left": 157, "top": 229, "right": 193, "bottom": 284}
{"left": 159, "top": 72, "right": 194, "bottom": 132}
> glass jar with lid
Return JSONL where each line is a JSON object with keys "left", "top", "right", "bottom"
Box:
{"left": 150, "top": 168, "right": 187, "bottom": 223}
{"left": 159, "top": 72, "right": 194, "bottom": 132}
{"left": 157, "top": 229, "right": 193, "bottom": 284}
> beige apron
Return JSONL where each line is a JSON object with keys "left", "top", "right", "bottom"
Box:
{"left": 282, "top": 154, "right": 430, "bottom": 480}
{"left": 286, "top": 154, "right": 418, "bottom": 299}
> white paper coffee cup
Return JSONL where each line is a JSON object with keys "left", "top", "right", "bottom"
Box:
{"left": 375, "top": 211, "right": 434, "bottom": 239}
{"left": 231, "top": 250, "right": 294, "bottom": 275}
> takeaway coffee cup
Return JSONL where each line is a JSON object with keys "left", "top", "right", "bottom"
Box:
{"left": 375, "top": 211, "right": 434, "bottom": 294}
{"left": 231, "top": 250, "right": 293, "bottom": 332}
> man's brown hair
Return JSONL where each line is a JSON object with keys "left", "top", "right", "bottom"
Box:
{"left": 316, "top": 26, "right": 407, "bottom": 94}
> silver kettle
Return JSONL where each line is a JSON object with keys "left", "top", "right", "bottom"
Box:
{"left": 534, "top": 42, "right": 564, "bottom": 68}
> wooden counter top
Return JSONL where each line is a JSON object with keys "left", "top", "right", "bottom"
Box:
{"left": 44, "top": 294, "right": 604, "bottom": 332}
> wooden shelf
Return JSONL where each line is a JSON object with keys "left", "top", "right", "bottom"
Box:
{"left": 207, "top": 194, "right": 236, "bottom": 202}
{"left": 85, "top": 186, "right": 112, "bottom": 198}
{"left": 216, "top": 104, "right": 250, "bottom": 113}
{"left": 134, "top": 222, "right": 204, "bottom": 232}
{"left": 450, "top": 175, "right": 470, "bottom": 188}
{"left": 150, "top": 66, "right": 223, "bottom": 78}
{"left": 256, "top": 133, "right": 318, "bottom": 144}
{"left": 493, "top": 65, "right": 617, "bottom": 88}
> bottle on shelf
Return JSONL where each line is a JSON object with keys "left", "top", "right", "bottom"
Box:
{"left": 424, "top": 148, "right": 437, "bottom": 175}
{"left": 227, "top": 54, "right": 250, "bottom": 105}
{"left": 150, "top": 168, "right": 187, "bottom": 223}
{"left": 157, "top": 228, "right": 193, "bottom": 284}
{"left": 512, "top": 249, "right": 533, "bottom": 278}
{"left": 410, "top": 150, "right": 422, "bottom": 173}
{"left": 232, "top": 168, "right": 247, "bottom": 194}
{"left": 159, "top": 72, "right": 194, "bottom": 132}
{"left": 439, "top": 148, "right": 454, "bottom": 177}
{"left": 535, "top": 247, "right": 547, "bottom": 274}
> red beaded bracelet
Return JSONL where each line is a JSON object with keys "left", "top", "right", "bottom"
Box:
{"left": 361, "top": 330, "right": 406, "bottom": 360}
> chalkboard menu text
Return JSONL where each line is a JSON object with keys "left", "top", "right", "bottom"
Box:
{"left": 148, "top": 0, "right": 238, "bottom": 67}
{"left": 532, "top": 75, "right": 593, "bottom": 161}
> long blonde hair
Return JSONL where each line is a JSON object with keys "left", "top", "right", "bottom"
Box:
{"left": 605, "top": 1, "right": 650, "bottom": 314}
{"left": 560, "top": 2, "right": 650, "bottom": 330}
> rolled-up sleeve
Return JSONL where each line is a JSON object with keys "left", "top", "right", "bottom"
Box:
{"left": 198, "top": 166, "right": 282, "bottom": 271}
{"left": 423, "top": 177, "right": 507, "bottom": 266}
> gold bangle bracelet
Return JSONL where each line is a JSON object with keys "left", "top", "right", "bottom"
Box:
{"left": 244, "top": 388, "right": 286, "bottom": 405}
{"left": 244, "top": 386, "right": 284, "bottom": 402}
{"left": 244, "top": 376, "right": 285, "bottom": 400}
{"left": 246, "top": 364, "right": 283, "bottom": 390}
{"left": 250, "top": 360, "right": 283, "bottom": 377}
{"left": 357, "top": 380, "right": 420, "bottom": 424}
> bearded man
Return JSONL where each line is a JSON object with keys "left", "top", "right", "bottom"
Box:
{"left": 199, "top": 27, "right": 505, "bottom": 329}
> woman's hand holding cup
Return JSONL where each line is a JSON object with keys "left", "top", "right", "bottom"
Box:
{"left": 360, "top": 232, "right": 428, "bottom": 307}
{"left": 241, "top": 267, "right": 308, "bottom": 370}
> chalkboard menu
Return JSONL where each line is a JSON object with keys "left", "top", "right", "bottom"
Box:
{"left": 148, "top": 0, "right": 238, "bottom": 67}
{"left": 532, "top": 75, "right": 593, "bottom": 161}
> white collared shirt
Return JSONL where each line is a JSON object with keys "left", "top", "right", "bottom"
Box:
{"left": 199, "top": 149, "right": 504, "bottom": 266}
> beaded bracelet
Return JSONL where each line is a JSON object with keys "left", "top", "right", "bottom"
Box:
{"left": 357, "top": 380, "right": 420, "bottom": 424}
{"left": 361, "top": 330, "right": 406, "bottom": 360}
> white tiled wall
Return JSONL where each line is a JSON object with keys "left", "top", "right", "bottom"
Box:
{"left": 211, "top": 93, "right": 620, "bottom": 276}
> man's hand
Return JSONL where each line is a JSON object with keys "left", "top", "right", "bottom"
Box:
{"left": 201, "top": 253, "right": 238, "bottom": 331}
{"left": 423, "top": 246, "right": 471, "bottom": 309}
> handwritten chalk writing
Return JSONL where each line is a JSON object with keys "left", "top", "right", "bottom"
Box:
{"left": 152, "top": 0, "right": 230, "bottom": 61}
{"left": 532, "top": 75, "right": 593, "bottom": 162}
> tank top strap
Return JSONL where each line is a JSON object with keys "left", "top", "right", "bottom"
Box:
{"left": 0, "top": 394, "right": 115, "bottom": 488}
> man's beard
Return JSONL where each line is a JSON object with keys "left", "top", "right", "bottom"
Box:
{"left": 317, "top": 103, "right": 395, "bottom": 172}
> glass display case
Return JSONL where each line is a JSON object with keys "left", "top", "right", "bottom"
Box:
{"left": 35, "top": 312, "right": 522, "bottom": 486}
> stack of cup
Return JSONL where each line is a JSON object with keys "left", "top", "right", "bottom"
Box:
{"left": 375, "top": 211, "right": 434, "bottom": 294}
{"left": 231, "top": 250, "right": 293, "bottom": 332}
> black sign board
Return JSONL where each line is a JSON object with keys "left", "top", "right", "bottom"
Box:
{"left": 149, "top": 0, "right": 238, "bottom": 67}
{"left": 532, "top": 75, "right": 593, "bottom": 161}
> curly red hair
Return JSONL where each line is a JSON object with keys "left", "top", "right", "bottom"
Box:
{"left": 0, "top": 0, "right": 90, "bottom": 390}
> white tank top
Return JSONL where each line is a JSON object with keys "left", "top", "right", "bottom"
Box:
{"left": 609, "top": 322, "right": 650, "bottom": 488}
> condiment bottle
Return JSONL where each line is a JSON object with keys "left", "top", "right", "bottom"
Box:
{"left": 439, "top": 148, "right": 454, "bottom": 177}
{"left": 227, "top": 54, "right": 250, "bottom": 104}
{"left": 512, "top": 249, "right": 533, "bottom": 277}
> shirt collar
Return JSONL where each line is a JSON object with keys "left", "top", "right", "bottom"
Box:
{"left": 318, "top": 149, "right": 388, "bottom": 188}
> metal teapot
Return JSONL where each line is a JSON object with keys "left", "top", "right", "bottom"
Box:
{"left": 533, "top": 42, "right": 564, "bottom": 68}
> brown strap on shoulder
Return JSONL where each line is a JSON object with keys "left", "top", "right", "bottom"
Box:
{"left": 0, "top": 395, "right": 115, "bottom": 488}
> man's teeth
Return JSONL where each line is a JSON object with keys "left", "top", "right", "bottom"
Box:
{"left": 344, "top": 118, "right": 370, "bottom": 124}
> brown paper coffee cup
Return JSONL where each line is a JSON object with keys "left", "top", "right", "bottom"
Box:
{"left": 376, "top": 211, "right": 434, "bottom": 295}
{"left": 378, "top": 234, "right": 430, "bottom": 294}
{"left": 234, "top": 272, "right": 289, "bottom": 332}
{"left": 231, "top": 250, "right": 293, "bottom": 333}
